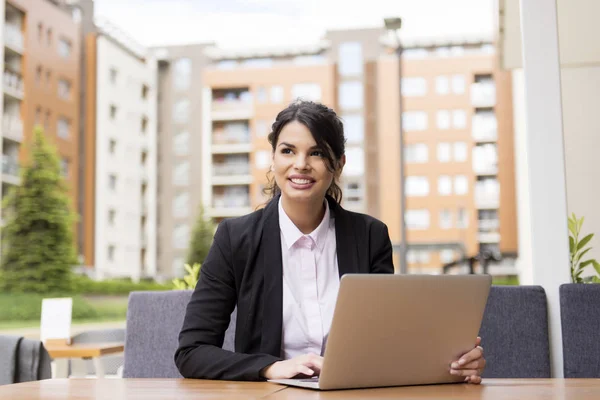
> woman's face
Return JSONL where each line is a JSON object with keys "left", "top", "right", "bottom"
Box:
{"left": 272, "top": 121, "right": 343, "bottom": 204}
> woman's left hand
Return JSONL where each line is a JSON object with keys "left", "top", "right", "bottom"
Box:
{"left": 450, "top": 336, "right": 486, "bottom": 384}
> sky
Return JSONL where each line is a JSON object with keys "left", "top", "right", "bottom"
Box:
{"left": 94, "top": 0, "right": 496, "bottom": 50}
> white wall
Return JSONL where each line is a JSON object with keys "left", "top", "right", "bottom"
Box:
{"left": 95, "top": 35, "right": 158, "bottom": 281}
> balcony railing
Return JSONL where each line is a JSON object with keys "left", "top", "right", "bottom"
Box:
{"left": 472, "top": 116, "right": 498, "bottom": 142}
{"left": 213, "top": 195, "right": 250, "bottom": 209}
{"left": 3, "top": 71, "right": 24, "bottom": 99}
{"left": 478, "top": 219, "right": 500, "bottom": 231}
{"left": 470, "top": 83, "right": 496, "bottom": 108}
{"left": 212, "top": 163, "right": 250, "bottom": 176}
{"left": 478, "top": 232, "right": 501, "bottom": 243}
{"left": 473, "top": 162, "right": 498, "bottom": 175}
{"left": 4, "top": 25, "right": 24, "bottom": 53}
{"left": 211, "top": 93, "right": 253, "bottom": 121}
{"left": 2, "top": 115, "right": 23, "bottom": 142}
{"left": 212, "top": 132, "right": 251, "bottom": 145}
{"left": 475, "top": 192, "right": 500, "bottom": 209}
{"left": 2, "top": 157, "right": 19, "bottom": 177}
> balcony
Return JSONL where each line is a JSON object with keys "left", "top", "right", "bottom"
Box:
{"left": 210, "top": 195, "right": 252, "bottom": 217}
{"left": 473, "top": 161, "right": 498, "bottom": 175}
{"left": 211, "top": 91, "right": 253, "bottom": 121}
{"left": 2, "top": 115, "right": 23, "bottom": 142}
{"left": 211, "top": 131, "right": 252, "bottom": 154}
{"left": 140, "top": 166, "right": 149, "bottom": 182}
{"left": 2, "top": 157, "right": 20, "bottom": 185}
{"left": 4, "top": 25, "right": 24, "bottom": 54}
{"left": 470, "top": 82, "right": 496, "bottom": 108}
{"left": 212, "top": 163, "right": 252, "bottom": 185}
{"left": 141, "top": 198, "right": 148, "bottom": 215}
{"left": 478, "top": 219, "right": 500, "bottom": 231}
{"left": 478, "top": 232, "right": 501, "bottom": 243}
{"left": 472, "top": 115, "right": 498, "bottom": 142}
{"left": 141, "top": 233, "right": 148, "bottom": 248}
{"left": 3, "top": 70, "right": 24, "bottom": 100}
{"left": 475, "top": 192, "right": 500, "bottom": 209}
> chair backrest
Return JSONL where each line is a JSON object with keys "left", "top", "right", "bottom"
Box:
{"left": 71, "top": 328, "right": 125, "bottom": 375}
{"left": 560, "top": 283, "right": 600, "bottom": 378}
{"left": 479, "top": 285, "right": 551, "bottom": 378}
{"left": 123, "top": 290, "right": 236, "bottom": 378}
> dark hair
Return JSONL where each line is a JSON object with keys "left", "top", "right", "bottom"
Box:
{"left": 263, "top": 100, "right": 346, "bottom": 203}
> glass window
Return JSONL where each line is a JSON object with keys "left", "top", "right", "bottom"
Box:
{"left": 174, "top": 131, "right": 190, "bottom": 155}
{"left": 173, "top": 99, "right": 190, "bottom": 124}
{"left": 405, "top": 176, "right": 429, "bottom": 197}
{"left": 402, "top": 77, "right": 427, "bottom": 97}
{"left": 344, "top": 147, "right": 364, "bottom": 176}
{"left": 57, "top": 117, "right": 70, "bottom": 139}
{"left": 173, "top": 161, "right": 190, "bottom": 185}
{"left": 58, "top": 38, "right": 71, "bottom": 58}
{"left": 452, "top": 74, "right": 466, "bottom": 94}
{"left": 217, "top": 60, "right": 237, "bottom": 69}
{"left": 404, "top": 144, "right": 428, "bottom": 163}
{"left": 256, "top": 87, "right": 268, "bottom": 103}
{"left": 255, "top": 119, "right": 269, "bottom": 137}
{"left": 440, "top": 249, "right": 456, "bottom": 264}
{"left": 107, "top": 245, "right": 115, "bottom": 261}
{"left": 453, "top": 142, "right": 468, "bottom": 162}
{"left": 403, "top": 48, "right": 429, "bottom": 59}
{"left": 452, "top": 110, "right": 467, "bottom": 129}
{"left": 173, "top": 192, "right": 189, "bottom": 217}
{"left": 405, "top": 210, "right": 430, "bottom": 230}
{"left": 439, "top": 209, "right": 453, "bottom": 229}
{"left": 109, "top": 139, "right": 116, "bottom": 154}
{"left": 270, "top": 85, "right": 284, "bottom": 103}
{"left": 437, "top": 143, "right": 451, "bottom": 162}
{"left": 473, "top": 143, "right": 498, "bottom": 174}
{"left": 338, "top": 42, "right": 363, "bottom": 76}
{"left": 343, "top": 114, "right": 364, "bottom": 143}
{"left": 241, "top": 58, "right": 273, "bottom": 68}
{"left": 293, "top": 55, "right": 326, "bottom": 65}
{"left": 457, "top": 208, "right": 469, "bottom": 228}
{"left": 58, "top": 79, "right": 71, "bottom": 99}
{"left": 109, "top": 68, "right": 118, "bottom": 85}
{"left": 438, "top": 175, "right": 452, "bottom": 195}
{"left": 338, "top": 81, "right": 364, "bottom": 109}
{"left": 109, "top": 174, "right": 117, "bottom": 190}
{"left": 291, "top": 83, "right": 322, "bottom": 101}
{"left": 61, "top": 158, "right": 69, "bottom": 178}
{"left": 437, "top": 110, "right": 451, "bottom": 129}
{"left": 108, "top": 209, "right": 116, "bottom": 225}
{"left": 255, "top": 150, "right": 270, "bottom": 169}
{"left": 402, "top": 111, "right": 427, "bottom": 131}
{"left": 454, "top": 175, "right": 469, "bottom": 195}
{"left": 436, "top": 76, "right": 449, "bottom": 94}
{"left": 173, "top": 224, "right": 190, "bottom": 249}
{"left": 173, "top": 58, "right": 192, "bottom": 90}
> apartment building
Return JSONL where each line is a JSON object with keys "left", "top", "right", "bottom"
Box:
{"left": 1, "top": 0, "right": 81, "bottom": 243}
{"left": 82, "top": 21, "right": 158, "bottom": 281}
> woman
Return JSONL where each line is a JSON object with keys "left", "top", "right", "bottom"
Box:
{"left": 175, "top": 100, "right": 485, "bottom": 383}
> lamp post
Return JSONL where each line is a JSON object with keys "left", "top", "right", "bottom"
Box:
{"left": 384, "top": 17, "right": 407, "bottom": 275}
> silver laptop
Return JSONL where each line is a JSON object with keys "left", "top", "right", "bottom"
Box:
{"left": 269, "top": 273, "right": 491, "bottom": 390}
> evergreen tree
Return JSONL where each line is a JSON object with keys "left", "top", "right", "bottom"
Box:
{"left": 185, "top": 205, "right": 215, "bottom": 267}
{"left": 0, "top": 126, "right": 78, "bottom": 293}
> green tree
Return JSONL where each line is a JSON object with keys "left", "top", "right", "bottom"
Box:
{"left": 0, "top": 126, "right": 78, "bottom": 293}
{"left": 185, "top": 206, "right": 215, "bottom": 267}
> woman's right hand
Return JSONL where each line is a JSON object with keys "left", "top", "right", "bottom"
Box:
{"left": 261, "top": 353, "right": 324, "bottom": 379}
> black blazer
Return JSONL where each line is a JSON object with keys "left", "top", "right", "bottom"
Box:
{"left": 175, "top": 195, "right": 394, "bottom": 381}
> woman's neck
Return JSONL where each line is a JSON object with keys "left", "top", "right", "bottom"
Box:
{"left": 281, "top": 196, "right": 326, "bottom": 234}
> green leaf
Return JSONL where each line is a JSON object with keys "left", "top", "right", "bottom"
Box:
{"left": 568, "top": 218, "right": 576, "bottom": 235}
{"left": 592, "top": 276, "right": 600, "bottom": 284}
{"left": 576, "top": 234, "right": 594, "bottom": 252}
{"left": 575, "top": 248, "right": 592, "bottom": 265}
{"left": 593, "top": 261, "right": 600, "bottom": 277}
{"left": 580, "top": 259, "right": 595, "bottom": 268}
{"left": 569, "top": 236, "right": 575, "bottom": 254}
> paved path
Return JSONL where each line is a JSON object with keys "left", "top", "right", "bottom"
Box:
{"left": 0, "top": 320, "right": 126, "bottom": 339}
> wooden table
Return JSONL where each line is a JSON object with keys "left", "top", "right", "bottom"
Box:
{"left": 1, "top": 379, "right": 599, "bottom": 399}
{"left": 44, "top": 343, "right": 125, "bottom": 379}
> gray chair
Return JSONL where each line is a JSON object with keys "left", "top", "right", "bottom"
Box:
{"left": 122, "top": 290, "right": 236, "bottom": 378}
{"left": 0, "top": 336, "right": 52, "bottom": 385}
{"left": 69, "top": 328, "right": 125, "bottom": 377}
{"left": 479, "top": 285, "right": 551, "bottom": 378}
{"left": 560, "top": 283, "right": 600, "bottom": 378}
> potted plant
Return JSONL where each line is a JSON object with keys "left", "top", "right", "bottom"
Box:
{"left": 568, "top": 213, "right": 600, "bottom": 283}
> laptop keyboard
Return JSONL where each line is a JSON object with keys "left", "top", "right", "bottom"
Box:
{"left": 300, "top": 378, "right": 319, "bottom": 382}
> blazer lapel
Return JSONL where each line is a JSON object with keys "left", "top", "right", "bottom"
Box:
{"left": 260, "top": 196, "right": 283, "bottom": 357}
{"left": 329, "top": 196, "right": 359, "bottom": 278}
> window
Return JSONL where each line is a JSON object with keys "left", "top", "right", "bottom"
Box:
{"left": 403, "top": 48, "right": 428, "bottom": 59}
{"left": 473, "top": 143, "right": 498, "bottom": 174}
{"left": 437, "top": 143, "right": 451, "bottom": 162}
{"left": 440, "top": 249, "right": 456, "bottom": 264}
{"left": 174, "top": 131, "right": 190, "bottom": 155}
{"left": 173, "top": 58, "right": 192, "bottom": 90}
{"left": 255, "top": 120, "right": 269, "bottom": 137}
{"left": 436, "top": 76, "right": 449, "bottom": 94}
{"left": 270, "top": 86, "right": 284, "bottom": 103}
{"left": 108, "top": 209, "right": 116, "bottom": 226}
{"left": 452, "top": 110, "right": 467, "bottom": 129}
{"left": 46, "top": 28, "right": 52, "bottom": 46}
{"left": 35, "top": 107, "right": 42, "bottom": 125}
{"left": 435, "top": 47, "right": 451, "bottom": 57}
{"left": 404, "top": 144, "right": 428, "bottom": 163}
{"left": 439, "top": 209, "right": 453, "bottom": 229}
{"left": 405, "top": 210, "right": 430, "bottom": 230}
{"left": 173, "top": 99, "right": 190, "bottom": 123}
{"left": 44, "top": 111, "right": 52, "bottom": 131}
{"left": 58, "top": 79, "right": 71, "bottom": 99}
{"left": 241, "top": 58, "right": 273, "bottom": 68}
{"left": 58, "top": 38, "right": 71, "bottom": 58}
{"left": 293, "top": 54, "right": 326, "bottom": 65}
{"left": 291, "top": 83, "right": 321, "bottom": 101}
{"left": 46, "top": 70, "right": 52, "bottom": 87}
{"left": 37, "top": 23, "right": 43, "bottom": 42}
{"left": 57, "top": 117, "right": 70, "bottom": 139}
{"left": 457, "top": 208, "right": 469, "bottom": 228}
{"left": 454, "top": 175, "right": 469, "bottom": 195}
{"left": 173, "top": 224, "right": 190, "bottom": 249}
{"left": 438, "top": 175, "right": 452, "bottom": 195}
{"left": 405, "top": 176, "right": 429, "bottom": 197}
{"left": 436, "top": 110, "right": 451, "bottom": 129}
{"left": 61, "top": 158, "right": 69, "bottom": 178}
{"left": 452, "top": 74, "right": 466, "bottom": 94}
{"left": 36, "top": 66, "right": 42, "bottom": 85}
{"left": 338, "top": 42, "right": 363, "bottom": 76}
{"left": 174, "top": 161, "right": 190, "bottom": 185}
{"left": 256, "top": 87, "right": 268, "bottom": 103}
{"left": 344, "top": 148, "right": 365, "bottom": 176}
{"left": 173, "top": 192, "right": 189, "bottom": 218}
{"left": 142, "top": 84, "right": 149, "bottom": 99}
{"left": 407, "top": 250, "right": 431, "bottom": 264}
{"left": 107, "top": 245, "right": 115, "bottom": 262}
{"left": 255, "top": 150, "right": 270, "bottom": 169}
{"left": 109, "top": 174, "right": 117, "bottom": 190}
{"left": 453, "top": 142, "right": 468, "bottom": 162}
{"left": 402, "top": 77, "right": 427, "bottom": 97}
{"left": 141, "top": 117, "right": 148, "bottom": 133}
{"left": 343, "top": 114, "right": 364, "bottom": 143}
{"left": 338, "top": 82, "right": 363, "bottom": 109}
{"left": 109, "top": 68, "right": 118, "bottom": 84}
{"left": 109, "top": 139, "right": 117, "bottom": 154}
{"left": 110, "top": 105, "right": 117, "bottom": 120}
{"left": 402, "top": 111, "right": 427, "bottom": 131}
